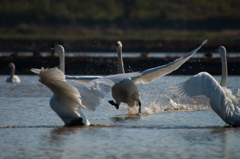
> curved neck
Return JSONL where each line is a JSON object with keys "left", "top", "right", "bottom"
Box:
{"left": 10, "top": 66, "right": 15, "bottom": 79}
{"left": 220, "top": 52, "right": 228, "bottom": 87}
{"left": 59, "top": 51, "right": 65, "bottom": 74}
{"left": 117, "top": 48, "right": 125, "bottom": 74}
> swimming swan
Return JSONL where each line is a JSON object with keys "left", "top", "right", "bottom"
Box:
{"left": 64, "top": 40, "right": 208, "bottom": 112}
{"left": 170, "top": 46, "right": 240, "bottom": 126}
{"left": 6, "top": 62, "right": 21, "bottom": 83}
{"left": 37, "top": 67, "right": 90, "bottom": 126}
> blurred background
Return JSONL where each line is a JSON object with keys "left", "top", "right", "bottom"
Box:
{"left": 0, "top": 0, "right": 240, "bottom": 74}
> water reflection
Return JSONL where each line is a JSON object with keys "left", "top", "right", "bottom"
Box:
{"left": 111, "top": 114, "right": 141, "bottom": 123}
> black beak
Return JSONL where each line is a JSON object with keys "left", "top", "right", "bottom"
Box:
{"left": 51, "top": 44, "right": 55, "bottom": 49}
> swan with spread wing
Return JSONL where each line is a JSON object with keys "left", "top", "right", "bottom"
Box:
{"left": 170, "top": 46, "right": 240, "bottom": 126}
{"left": 64, "top": 40, "right": 208, "bottom": 113}
{"left": 36, "top": 67, "right": 90, "bottom": 126}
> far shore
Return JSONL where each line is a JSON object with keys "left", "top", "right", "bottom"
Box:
{"left": 1, "top": 55, "right": 239, "bottom": 75}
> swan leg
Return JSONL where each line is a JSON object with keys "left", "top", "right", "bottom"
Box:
{"left": 139, "top": 101, "right": 141, "bottom": 114}
{"left": 108, "top": 100, "right": 119, "bottom": 109}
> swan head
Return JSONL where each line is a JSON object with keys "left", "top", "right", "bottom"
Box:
{"left": 216, "top": 46, "right": 226, "bottom": 56}
{"left": 51, "top": 45, "right": 65, "bottom": 57}
{"left": 8, "top": 62, "right": 15, "bottom": 68}
{"left": 116, "top": 41, "right": 122, "bottom": 51}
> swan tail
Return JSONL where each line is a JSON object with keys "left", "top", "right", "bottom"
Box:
{"left": 31, "top": 68, "right": 43, "bottom": 75}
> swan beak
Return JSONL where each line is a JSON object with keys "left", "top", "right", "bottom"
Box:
{"left": 215, "top": 49, "right": 219, "bottom": 53}
{"left": 51, "top": 45, "right": 57, "bottom": 50}
{"left": 116, "top": 41, "right": 122, "bottom": 47}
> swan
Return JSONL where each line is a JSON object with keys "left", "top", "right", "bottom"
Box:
{"left": 108, "top": 41, "right": 141, "bottom": 112}
{"left": 36, "top": 67, "right": 90, "bottom": 126}
{"left": 6, "top": 62, "right": 21, "bottom": 83}
{"left": 170, "top": 46, "right": 240, "bottom": 126}
{"left": 63, "top": 40, "right": 208, "bottom": 113}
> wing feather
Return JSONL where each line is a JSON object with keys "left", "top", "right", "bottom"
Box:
{"left": 170, "top": 72, "right": 240, "bottom": 126}
{"left": 132, "top": 40, "right": 208, "bottom": 84}
{"left": 66, "top": 75, "right": 103, "bottom": 84}
{"left": 39, "top": 68, "right": 86, "bottom": 109}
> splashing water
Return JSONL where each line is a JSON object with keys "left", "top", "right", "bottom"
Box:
{"left": 126, "top": 95, "right": 211, "bottom": 116}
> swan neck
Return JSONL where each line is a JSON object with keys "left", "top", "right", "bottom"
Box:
{"left": 59, "top": 50, "right": 65, "bottom": 74}
{"left": 220, "top": 52, "right": 228, "bottom": 87}
{"left": 10, "top": 66, "right": 15, "bottom": 79}
{"left": 117, "top": 48, "right": 125, "bottom": 74}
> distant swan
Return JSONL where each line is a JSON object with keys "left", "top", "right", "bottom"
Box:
{"left": 65, "top": 40, "right": 208, "bottom": 113}
{"left": 6, "top": 62, "right": 21, "bottom": 83}
{"left": 36, "top": 67, "right": 90, "bottom": 126}
{"left": 170, "top": 46, "right": 240, "bottom": 126}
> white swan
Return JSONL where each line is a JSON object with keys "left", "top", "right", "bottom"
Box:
{"left": 64, "top": 40, "right": 208, "bottom": 113}
{"left": 6, "top": 62, "right": 21, "bottom": 83}
{"left": 36, "top": 67, "right": 90, "bottom": 126}
{"left": 108, "top": 41, "right": 141, "bottom": 112}
{"left": 170, "top": 46, "right": 240, "bottom": 126}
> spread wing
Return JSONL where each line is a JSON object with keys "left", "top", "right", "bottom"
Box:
{"left": 132, "top": 40, "right": 208, "bottom": 84}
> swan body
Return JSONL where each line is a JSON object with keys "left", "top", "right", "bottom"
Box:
{"left": 110, "top": 78, "right": 141, "bottom": 112}
{"left": 6, "top": 62, "right": 21, "bottom": 83}
{"left": 170, "top": 46, "right": 240, "bottom": 126}
{"left": 37, "top": 67, "right": 90, "bottom": 126}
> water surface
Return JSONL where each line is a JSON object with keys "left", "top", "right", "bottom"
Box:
{"left": 0, "top": 75, "right": 240, "bottom": 159}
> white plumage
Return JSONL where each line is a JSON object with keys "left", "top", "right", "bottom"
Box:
{"left": 170, "top": 46, "right": 240, "bottom": 126}
{"left": 66, "top": 40, "right": 207, "bottom": 112}
{"left": 6, "top": 62, "right": 21, "bottom": 83}
{"left": 32, "top": 40, "right": 207, "bottom": 113}
{"left": 37, "top": 67, "right": 90, "bottom": 126}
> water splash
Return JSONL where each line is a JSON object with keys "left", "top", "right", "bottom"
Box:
{"left": 126, "top": 96, "right": 211, "bottom": 116}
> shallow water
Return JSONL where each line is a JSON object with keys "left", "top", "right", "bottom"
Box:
{"left": 0, "top": 75, "right": 240, "bottom": 159}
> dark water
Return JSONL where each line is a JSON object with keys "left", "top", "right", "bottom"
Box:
{"left": 0, "top": 75, "right": 240, "bottom": 159}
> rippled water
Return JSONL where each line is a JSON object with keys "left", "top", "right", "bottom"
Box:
{"left": 0, "top": 75, "right": 240, "bottom": 159}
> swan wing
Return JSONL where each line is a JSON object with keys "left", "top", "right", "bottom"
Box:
{"left": 65, "top": 75, "right": 103, "bottom": 84}
{"left": 32, "top": 68, "right": 102, "bottom": 84}
{"left": 39, "top": 67, "right": 87, "bottom": 109}
{"left": 132, "top": 39, "right": 208, "bottom": 84}
{"left": 170, "top": 72, "right": 240, "bottom": 126}
{"left": 78, "top": 72, "right": 141, "bottom": 111}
